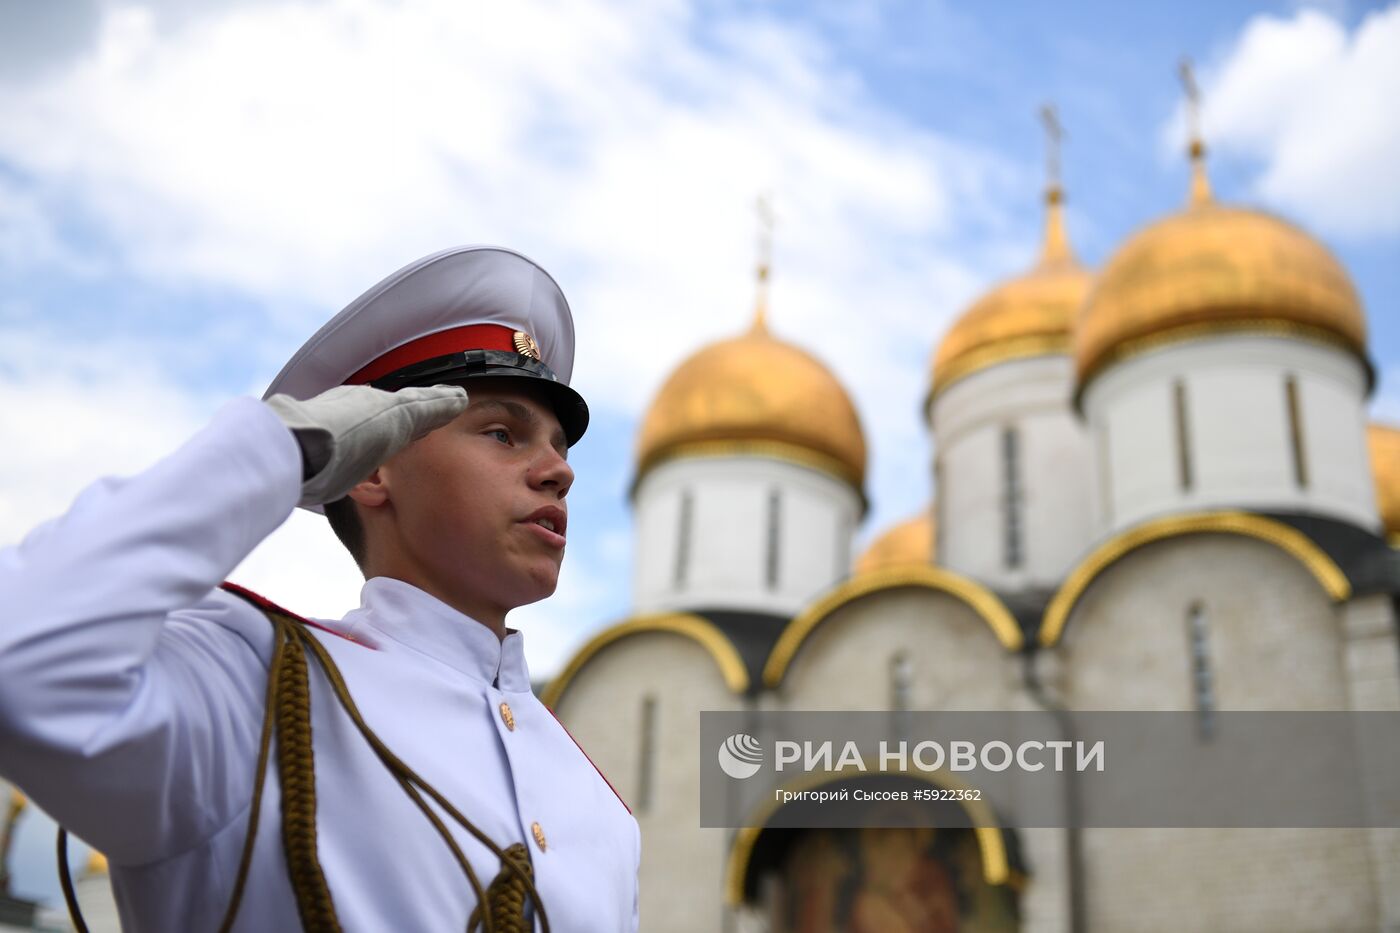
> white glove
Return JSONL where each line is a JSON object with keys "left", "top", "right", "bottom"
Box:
{"left": 264, "top": 384, "right": 471, "bottom": 507}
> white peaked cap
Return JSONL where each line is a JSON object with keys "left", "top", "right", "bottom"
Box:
{"left": 264, "top": 245, "right": 579, "bottom": 403}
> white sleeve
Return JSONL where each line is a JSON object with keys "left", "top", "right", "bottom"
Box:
{"left": 0, "top": 395, "right": 304, "bottom": 864}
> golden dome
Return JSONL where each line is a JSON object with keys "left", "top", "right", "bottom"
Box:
{"left": 635, "top": 314, "right": 867, "bottom": 494}
{"left": 930, "top": 188, "right": 1092, "bottom": 401}
{"left": 1074, "top": 149, "right": 1368, "bottom": 393}
{"left": 84, "top": 849, "right": 109, "bottom": 876}
{"left": 1369, "top": 423, "right": 1400, "bottom": 545}
{"left": 854, "top": 508, "right": 935, "bottom": 574}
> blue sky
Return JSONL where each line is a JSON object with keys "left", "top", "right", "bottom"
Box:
{"left": 1, "top": 0, "right": 1397, "bottom": 907}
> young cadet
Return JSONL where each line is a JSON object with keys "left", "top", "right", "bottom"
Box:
{"left": 0, "top": 247, "right": 639, "bottom": 931}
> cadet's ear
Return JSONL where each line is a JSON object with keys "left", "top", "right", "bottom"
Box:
{"left": 347, "top": 466, "right": 390, "bottom": 510}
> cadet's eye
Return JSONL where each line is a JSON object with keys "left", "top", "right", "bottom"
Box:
{"left": 487, "top": 428, "right": 511, "bottom": 444}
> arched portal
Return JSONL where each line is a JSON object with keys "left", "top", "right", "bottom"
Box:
{"left": 726, "top": 772, "right": 1025, "bottom": 932}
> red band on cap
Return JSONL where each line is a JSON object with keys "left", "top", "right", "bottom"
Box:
{"left": 345, "top": 324, "right": 520, "bottom": 385}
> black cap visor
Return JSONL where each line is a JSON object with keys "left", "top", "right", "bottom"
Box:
{"left": 369, "top": 349, "right": 589, "bottom": 445}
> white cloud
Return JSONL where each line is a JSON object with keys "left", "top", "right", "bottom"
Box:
{"left": 0, "top": 0, "right": 1007, "bottom": 438}
{"left": 0, "top": 327, "right": 362, "bottom": 613}
{"left": 228, "top": 508, "right": 366, "bottom": 616}
{"left": 0, "top": 174, "right": 95, "bottom": 274}
{"left": 0, "top": 330, "right": 209, "bottom": 537}
{"left": 1169, "top": 3, "right": 1400, "bottom": 237}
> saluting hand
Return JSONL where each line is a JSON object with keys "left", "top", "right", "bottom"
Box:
{"left": 264, "top": 384, "right": 471, "bottom": 507}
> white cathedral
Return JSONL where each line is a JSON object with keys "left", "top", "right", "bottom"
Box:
{"left": 4, "top": 129, "right": 1399, "bottom": 933}
{"left": 542, "top": 134, "right": 1400, "bottom": 932}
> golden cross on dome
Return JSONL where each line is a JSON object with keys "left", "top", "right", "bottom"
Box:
{"left": 1179, "top": 57, "right": 1213, "bottom": 204}
{"left": 1037, "top": 103, "right": 1073, "bottom": 264}
{"left": 1179, "top": 58, "right": 1202, "bottom": 144}
{"left": 1039, "top": 103, "right": 1064, "bottom": 192}
{"left": 752, "top": 191, "right": 775, "bottom": 331}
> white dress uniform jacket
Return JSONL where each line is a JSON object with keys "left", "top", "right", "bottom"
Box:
{"left": 0, "top": 396, "right": 640, "bottom": 932}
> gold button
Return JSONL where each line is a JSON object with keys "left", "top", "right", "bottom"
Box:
{"left": 531, "top": 821, "right": 547, "bottom": 852}
{"left": 499, "top": 701, "right": 515, "bottom": 731}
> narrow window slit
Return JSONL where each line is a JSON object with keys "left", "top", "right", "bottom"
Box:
{"left": 674, "top": 491, "right": 693, "bottom": 588}
{"left": 1285, "top": 375, "right": 1308, "bottom": 488}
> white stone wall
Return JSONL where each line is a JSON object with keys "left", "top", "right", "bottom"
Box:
{"left": 1055, "top": 532, "right": 1390, "bottom": 931}
{"left": 1060, "top": 533, "right": 1350, "bottom": 711}
{"left": 632, "top": 456, "right": 861, "bottom": 616}
{"left": 550, "top": 631, "right": 746, "bottom": 933}
{"left": 74, "top": 872, "right": 119, "bottom": 933}
{"left": 1081, "top": 334, "right": 1378, "bottom": 538}
{"left": 1081, "top": 826, "right": 1382, "bottom": 933}
{"left": 927, "top": 355, "right": 1095, "bottom": 591}
{"left": 1016, "top": 827, "right": 1069, "bottom": 933}
{"left": 1340, "top": 593, "right": 1400, "bottom": 713}
{"left": 1340, "top": 594, "right": 1400, "bottom": 930}
{"left": 1007, "top": 651, "right": 1073, "bottom": 933}
{"left": 775, "top": 586, "right": 1020, "bottom": 711}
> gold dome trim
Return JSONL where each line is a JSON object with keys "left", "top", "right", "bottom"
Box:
{"left": 541, "top": 613, "right": 749, "bottom": 709}
{"left": 763, "top": 566, "right": 1022, "bottom": 689}
{"left": 1075, "top": 317, "right": 1373, "bottom": 410}
{"left": 724, "top": 768, "right": 1010, "bottom": 905}
{"left": 633, "top": 439, "right": 868, "bottom": 512}
{"left": 1040, "top": 511, "right": 1351, "bottom": 647}
{"left": 929, "top": 333, "right": 1072, "bottom": 406}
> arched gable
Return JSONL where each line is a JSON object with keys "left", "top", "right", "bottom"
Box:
{"left": 1040, "top": 511, "right": 1351, "bottom": 647}
{"left": 542, "top": 613, "right": 750, "bottom": 708}
{"left": 762, "top": 566, "right": 1023, "bottom": 689}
